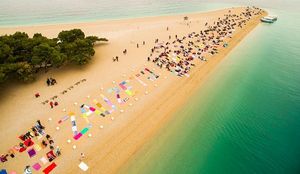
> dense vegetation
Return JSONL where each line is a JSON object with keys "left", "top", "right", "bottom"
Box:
{"left": 0, "top": 29, "right": 107, "bottom": 83}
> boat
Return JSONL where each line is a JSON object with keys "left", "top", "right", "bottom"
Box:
{"left": 261, "top": 15, "right": 278, "bottom": 23}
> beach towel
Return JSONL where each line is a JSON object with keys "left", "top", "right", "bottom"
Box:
{"left": 74, "top": 126, "right": 90, "bottom": 140}
{"left": 73, "top": 133, "right": 83, "bottom": 140}
{"left": 119, "top": 84, "right": 127, "bottom": 90}
{"left": 78, "top": 162, "right": 89, "bottom": 171}
{"left": 70, "top": 116, "right": 78, "bottom": 135}
{"left": 18, "top": 134, "right": 26, "bottom": 141}
{"left": 116, "top": 94, "right": 123, "bottom": 104}
{"left": 90, "top": 107, "right": 96, "bottom": 112}
{"left": 32, "top": 163, "right": 41, "bottom": 171}
{"left": 34, "top": 144, "right": 42, "bottom": 151}
{"left": 46, "top": 151, "right": 56, "bottom": 162}
{"left": 40, "top": 157, "right": 48, "bottom": 164}
{"left": 144, "top": 68, "right": 158, "bottom": 79}
{"left": 125, "top": 90, "right": 133, "bottom": 96}
{"left": 19, "top": 147, "right": 27, "bottom": 152}
{"left": 58, "top": 115, "right": 69, "bottom": 124}
{"left": 93, "top": 100, "right": 109, "bottom": 116}
{"left": 24, "top": 139, "right": 34, "bottom": 147}
{"left": 81, "top": 127, "right": 89, "bottom": 134}
{"left": 81, "top": 104, "right": 96, "bottom": 117}
{"left": 100, "top": 94, "right": 116, "bottom": 110}
{"left": 135, "top": 77, "right": 147, "bottom": 86}
{"left": 42, "top": 162, "right": 57, "bottom": 174}
{"left": 27, "top": 148, "right": 36, "bottom": 158}
{"left": 0, "top": 169, "right": 7, "bottom": 174}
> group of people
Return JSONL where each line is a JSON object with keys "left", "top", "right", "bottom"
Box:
{"left": 49, "top": 100, "right": 59, "bottom": 109}
{"left": 112, "top": 56, "right": 119, "bottom": 62}
{"left": 46, "top": 77, "right": 57, "bottom": 86}
{"left": 1, "top": 120, "right": 45, "bottom": 163}
{"left": 1, "top": 119, "right": 61, "bottom": 174}
{"left": 147, "top": 7, "right": 263, "bottom": 77}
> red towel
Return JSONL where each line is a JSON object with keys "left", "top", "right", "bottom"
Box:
{"left": 19, "top": 147, "right": 26, "bottom": 153}
{"left": 24, "top": 139, "right": 34, "bottom": 147}
{"left": 42, "top": 162, "right": 57, "bottom": 174}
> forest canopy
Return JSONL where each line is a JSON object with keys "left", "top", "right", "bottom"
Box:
{"left": 0, "top": 29, "right": 108, "bottom": 83}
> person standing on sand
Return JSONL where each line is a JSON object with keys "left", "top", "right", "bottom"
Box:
{"left": 49, "top": 101, "right": 54, "bottom": 109}
{"left": 116, "top": 56, "right": 119, "bottom": 62}
{"left": 137, "top": 43, "right": 139, "bottom": 48}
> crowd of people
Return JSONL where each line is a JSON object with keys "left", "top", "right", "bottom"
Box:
{"left": 0, "top": 120, "right": 61, "bottom": 164}
{"left": 147, "top": 7, "right": 263, "bottom": 77}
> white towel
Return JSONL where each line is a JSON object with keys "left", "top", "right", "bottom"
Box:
{"left": 79, "top": 162, "right": 89, "bottom": 171}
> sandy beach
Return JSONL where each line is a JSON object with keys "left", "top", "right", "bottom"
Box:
{"left": 0, "top": 7, "right": 266, "bottom": 174}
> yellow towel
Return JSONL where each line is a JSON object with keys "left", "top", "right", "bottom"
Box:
{"left": 34, "top": 144, "right": 42, "bottom": 151}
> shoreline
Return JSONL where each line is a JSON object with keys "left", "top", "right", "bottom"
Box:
{"left": 0, "top": 8, "right": 266, "bottom": 173}
{"left": 119, "top": 10, "right": 266, "bottom": 173}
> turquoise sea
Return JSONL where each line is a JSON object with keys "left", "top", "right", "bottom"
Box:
{"left": 1, "top": 0, "right": 299, "bottom": 174}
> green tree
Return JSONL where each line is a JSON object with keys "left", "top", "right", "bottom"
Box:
{"left": 58, "top": 29, "right": 85, "bottom": 43}
{"left": 85, "top": 36, "right": 108, "bottom": 45}
{"left": 69, "top": 39, "right": 95, "bottom": 65}
{"left": 0, "top": 29, "right": 107, "bottom": 84}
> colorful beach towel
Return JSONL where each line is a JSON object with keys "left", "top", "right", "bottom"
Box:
{"left": 24, "top": 139, "right": 34, "bottom": 147}
{"left": 42, "top": 162, "right": 56, "bottom": 174}
{"left": 32, "top": 163, "right": 41, "bottom": 171}
{"left": 27, "top": 148, "right": 36, "bottom": 158}
{"left": 100, "top": 94, "right": 116, "bottom": 110}
{"left": 40, "top": 157, "right": 48, "bottom": 164}
{"left": 93, "top": 99, "right": 109, "bottom": 116}
{"left": 74, "top": 126, "right": 90, "bottom": 140}
{"left": 34, "top": 144, "right": 42, "bottom": 151}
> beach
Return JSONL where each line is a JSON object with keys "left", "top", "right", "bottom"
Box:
{"left": 0, "top": 7, "right": 266, "bottom": 173}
